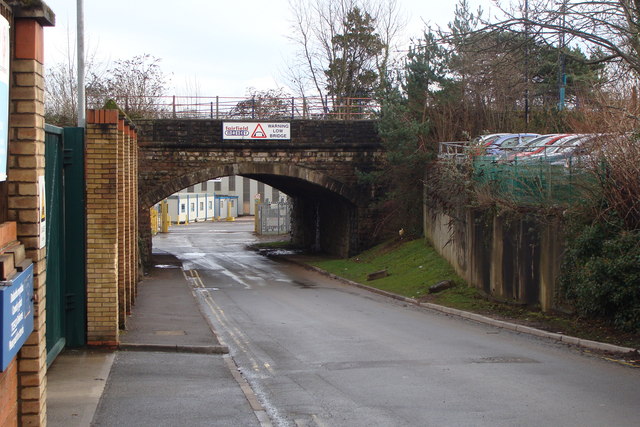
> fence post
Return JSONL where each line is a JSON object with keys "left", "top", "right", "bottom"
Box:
{"left": 216, "top": 96, "right": 219, "bottom": 119}
{"left": 291, "top": 97, "right": 295, "bottom": 120}
{"left": 210, "top": 102, "right": 213, "bottom": 119}
{"left": 252, "top": 96, "right": 256, "bottom": 119}
{"left": 172, "top": 95, "right": 176, "bottom": 118}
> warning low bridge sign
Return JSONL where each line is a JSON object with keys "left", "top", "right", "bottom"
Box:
{"left": 223, "top": 122, "right": 291, "bottom": 140}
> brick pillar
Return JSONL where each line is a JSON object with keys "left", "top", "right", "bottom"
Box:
{"left": 124, "top": 122, "right": 130, "bottom": 319}
{"left": 85, "top": 110, "right": 120, "bottom": 345}
{"left": 125, "top": 124, "right": 136, "bottom": 308}
{"left": 10, "top": 13, "right": 52, "bottom": 426}
{"left": 116, "top": 119, "right": 126, "bottom": 328}
{"left": 132, "top": 128, "right": 139, "bottom": 290}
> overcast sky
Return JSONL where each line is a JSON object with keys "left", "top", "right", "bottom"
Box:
{"left": 42, "top": 0, "right": 491, "bottom": 96}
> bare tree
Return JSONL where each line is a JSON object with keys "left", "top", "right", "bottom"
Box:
{"left": 287, "top": 0, "right": 405, "bottom": 107}
{"left": 46, "top": 52, "right": 169, "bottom": 124}
{"left": 230, "top": 87, "right": 292, "bottom": 119}
{"left": 44, "top": 32, "right": 106, "bottom": 127}
{"left": 490, "top": 1, "right": 640, "bottom": 74}
{"left": 98, "top": 54, "right": 169, "bottom": 119}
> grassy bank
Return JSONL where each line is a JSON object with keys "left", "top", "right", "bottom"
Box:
{"left": 308, "top": 239, "right": 462, "bottom": 299}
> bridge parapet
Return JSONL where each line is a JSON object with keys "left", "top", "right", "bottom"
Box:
{"left": 136, "top": 119, "right": 382, "bottom": 147}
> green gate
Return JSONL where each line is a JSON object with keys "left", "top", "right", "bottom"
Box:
{"left": 45, "top": 125, "right": 86, "bottom": 366}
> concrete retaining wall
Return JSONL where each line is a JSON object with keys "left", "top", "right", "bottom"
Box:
{"left": 424, "top": 206, "right": 564, "bottom": 311}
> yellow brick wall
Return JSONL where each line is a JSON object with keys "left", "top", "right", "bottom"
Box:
{"left": 85, "top": 110, "right": 139, "bottom": 345}
{"left": 86, "top": 111, "right": 120, "bottom": 345}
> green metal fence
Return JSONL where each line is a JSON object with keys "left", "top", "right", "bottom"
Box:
{"left": 473, "top": 155, "right": 595, "bottom": 205}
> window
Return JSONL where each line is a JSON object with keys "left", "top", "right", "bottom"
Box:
{"left": 180, "top": 203, "right": 186, "bottom": 213}
{"left": 208, "top": 201, "right": 212, "bottom": 209}
{"left": 229, "top": 176, "right": 236, "bottom": 192}
{"left": 187, "top": 185, "right": 194, "bottom": 193}
{"left": 199, "top": 202, "right": 204, "bottom": 211}
{"left": 214, "top": 181, "right": 222, "bottom": 191}
{"left": 190, "top": 203, "right": 195, "bottom": 212}
{"left": 201, "top": 181, "right": 208, "bottom": 191}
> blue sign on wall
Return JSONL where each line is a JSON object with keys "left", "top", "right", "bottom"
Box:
{"left": 0, "top": 263, "right": 34, "bottom": 371}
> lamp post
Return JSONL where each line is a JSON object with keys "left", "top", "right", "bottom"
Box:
{"left": 77, "top": 0, "right": 85, "bottom": 127}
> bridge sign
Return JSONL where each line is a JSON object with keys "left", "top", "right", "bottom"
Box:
{"left": 223, "top": 122, "right": 290, "bottom": 140}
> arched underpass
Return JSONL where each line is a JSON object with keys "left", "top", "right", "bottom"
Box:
{"left": 136, "top": 119, "right": 385, "bottom": 264}
{"left": 140, "top": 164, "right": 364, "bottom": 264}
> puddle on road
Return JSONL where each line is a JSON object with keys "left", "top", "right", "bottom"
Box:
{"left": 154, "top": 264, "right": 180, "bottom": 269}
{"left": 257, "top": 248, "right": 303, "bottom": 257}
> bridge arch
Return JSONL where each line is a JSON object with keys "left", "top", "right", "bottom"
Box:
{"left": 140, "top": 162, "right": 359, "bottom": 210}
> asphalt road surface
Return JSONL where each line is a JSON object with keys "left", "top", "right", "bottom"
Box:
{"left": 153, "top": 221, "right": 640, "bottom": 427}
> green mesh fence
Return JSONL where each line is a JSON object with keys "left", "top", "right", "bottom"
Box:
{"left": 473, "top": 155, "right": 596, "bottom": 205}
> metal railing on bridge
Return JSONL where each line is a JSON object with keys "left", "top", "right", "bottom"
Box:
{"left": 89, "top": 95, "right": 380, "bottom": 120}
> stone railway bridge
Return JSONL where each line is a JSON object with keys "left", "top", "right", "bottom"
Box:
{"left": 136, "top": 119, "right": 385, "bottom": 261}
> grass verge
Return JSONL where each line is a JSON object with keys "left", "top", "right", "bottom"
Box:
{"left": 308, "top": 238, "right": 463, "bottom": 299}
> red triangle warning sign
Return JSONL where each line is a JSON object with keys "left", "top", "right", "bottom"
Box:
{"left": 251, "top": 124, "right": 267, "bottom": 138}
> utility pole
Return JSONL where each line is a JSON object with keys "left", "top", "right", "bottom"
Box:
{"left": 524, "top": 0, "right": 530, "bottom": 127}
{"left": 558, "top": 0, "right": 567, "bottom": 111}
{"left": 77, "top": 0, "right": 85, "bottom": 127}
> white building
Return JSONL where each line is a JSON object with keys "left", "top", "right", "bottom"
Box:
{"left": 162, "top": 176, "right": 287, "bottom": 223}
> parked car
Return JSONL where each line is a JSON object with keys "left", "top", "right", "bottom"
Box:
{"left": 470, "top": 133, "right": 511, "bottom": 147}
{"left": 507, "top": 134, "right": 573, "bottom": 162}
{"left": 530, "top": 135, "right": 593, "bottom": 164}
{"left": 493, "top": 134, "right": 558, "bottom": 158}
{"left": 485, "top": 133, "right": 540, "bottom": 156}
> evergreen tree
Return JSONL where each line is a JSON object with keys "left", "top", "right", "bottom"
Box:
{"left": 325, "top": 7, "right": 385, "bottom": 99}
{"left": 369, "top": 29, "right": 448, "bottom": 237}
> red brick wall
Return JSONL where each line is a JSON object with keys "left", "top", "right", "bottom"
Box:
{"left": 0, "top": 221, "right": 18, "bottom": 427}
{"left": 0, "top": 360, "right": 18, "bottom": 427}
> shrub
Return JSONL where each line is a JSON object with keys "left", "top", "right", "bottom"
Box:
{"left": 560, "top": 217, "right": 640, "bottom": 332}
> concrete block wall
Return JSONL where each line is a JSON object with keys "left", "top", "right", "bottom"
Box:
{"left": 424, "top": 206, "right": 564, "bottom": 312}
{"left": 85, "top": 110, "right": 139, "bottom": 345}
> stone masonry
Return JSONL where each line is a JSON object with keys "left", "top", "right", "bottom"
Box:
{"left": 136, "top": 119, "right": 385, "bottom": 259}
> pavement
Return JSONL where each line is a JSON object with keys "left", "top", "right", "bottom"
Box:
{"left": 47, "top": 252, "right": 266, "bottom": 427}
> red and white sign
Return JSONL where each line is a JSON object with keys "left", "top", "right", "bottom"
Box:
{"left": 223, "top": 122, "right": 290, "bottom": 140}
